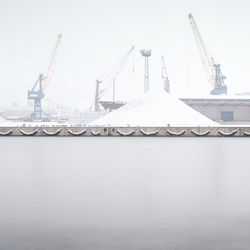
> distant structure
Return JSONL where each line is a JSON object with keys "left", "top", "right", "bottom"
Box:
{"left": 161, "top": 56, "right": 170, "bottom": 92}
{"left": 140, "top": 49, "right": 151, "bottom": 93}
{"left": 188, "top": 14, "right": 227, "bottom": 95}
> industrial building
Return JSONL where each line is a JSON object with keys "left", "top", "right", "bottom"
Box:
{"left": 181, "top": 97, "right": 250, "bottom": 124}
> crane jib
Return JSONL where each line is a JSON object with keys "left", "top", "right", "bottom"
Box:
{"left": 188, "top": 14, "right": 227, "bottom": 95}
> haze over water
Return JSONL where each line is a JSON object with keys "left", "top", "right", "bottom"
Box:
{"left": 0, "top": 137, "right": 250, "bottom": 249}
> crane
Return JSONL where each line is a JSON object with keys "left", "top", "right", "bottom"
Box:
{"left": 161, "top": 56, "right": 170, "bottom": 92}
{"left": 28, "top": 34, "right": 62, "bottom": 120}
{"left": 188, "top": 14, "right": 227, "bottom": 95}
{"left": 94, "top": 46, "right": 135, "bottom": 112}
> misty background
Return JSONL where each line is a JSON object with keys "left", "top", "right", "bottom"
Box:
{"left": 1, "top": 0, "right": 250, "bottom": 110}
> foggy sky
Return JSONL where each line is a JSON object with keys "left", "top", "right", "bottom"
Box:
{"left": 0, "top": 0, "right": 250, "bottom": 109}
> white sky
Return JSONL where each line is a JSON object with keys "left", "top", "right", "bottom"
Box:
{"left": 0, "top": 0, "right": 250, "bottom": 109}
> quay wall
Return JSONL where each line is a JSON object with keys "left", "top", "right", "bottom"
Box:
{"left": 0, "top": 126, "right": 250, "bottom": 137}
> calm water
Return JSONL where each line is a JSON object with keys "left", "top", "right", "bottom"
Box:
{"left": 0, "top": 137, "right": 250, "bottom": 249}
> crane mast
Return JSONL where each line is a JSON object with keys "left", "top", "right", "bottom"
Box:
{"left": 161, "top": 56, "right": 170, "bottom": 92}
{"left": 28, "top": 34, "right": 62, "bottom": 120}
{"left": 188, "top": 14, "right": 227, "bottom": 95}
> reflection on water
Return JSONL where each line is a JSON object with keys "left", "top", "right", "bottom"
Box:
{"left": 0, "top": 137, "right": 250, "bottom": 249}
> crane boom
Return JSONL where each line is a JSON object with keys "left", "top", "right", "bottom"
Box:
{"left": 188, "top": 14, "right": 217, "bottom": 88}
{"left": 94, "top": 46, "right": 135, "bottom": 111}
{"left": 188, "top": 14, "right": 227, "bottom": 95}
{"left": 111, "top": 46, "right": 135, "bottom": 102}
{"left": 112, "top": 46, "right": 135, "bottom": 79}
{"left": 42, "top": 33, "right": 62, "bottom": 92}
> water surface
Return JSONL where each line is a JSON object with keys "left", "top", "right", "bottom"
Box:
{"left": 0, "top": 137, "right": 250, "bottom": 249}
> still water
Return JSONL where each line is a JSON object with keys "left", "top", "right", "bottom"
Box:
{"left": 0, "top": 137, "right": 250, "bottom": 249}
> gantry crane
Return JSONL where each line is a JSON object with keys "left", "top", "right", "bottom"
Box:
{"left": 94, "top": 46, "right": 135, "bottom": 112}
{"left": 161, "top": 56, "right": 170, "bottom": 92}
{"left": 28, "top": 34, "right": 62, "bottom": 120}
{"left": 188, "top": 14, "right": 227, "bottom": 95}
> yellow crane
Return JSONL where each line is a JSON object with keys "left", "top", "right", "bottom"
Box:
{"left": 188, "top": 14, "right": 227, "bottom": 95}
{"left": 28, "top": 34, "right": 62, "bottom": 120}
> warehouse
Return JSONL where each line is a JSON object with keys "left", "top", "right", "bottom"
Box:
{"left": 181, "top": 97, "right": 250, "bottom": 124}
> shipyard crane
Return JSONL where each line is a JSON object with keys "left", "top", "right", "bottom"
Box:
{"left": 161, "top": 56, "right": 170, "bottom": 92}
{"left": 28, "top": 34, "right": 62, "bottom": 120}
{"left": 94, "top": 46, "right": 135, "bottom": 112}
{"left": 188, "top": 14, "right": 227, "bottom": 95}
